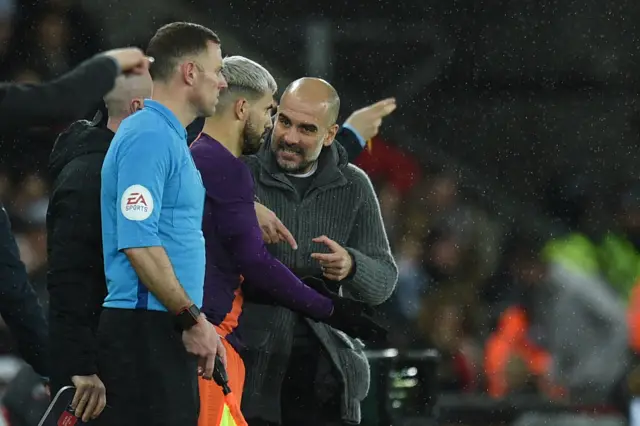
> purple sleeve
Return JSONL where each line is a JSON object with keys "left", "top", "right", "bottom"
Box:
{"left": 193, "top": 150, "right": 333, "bottom": 320}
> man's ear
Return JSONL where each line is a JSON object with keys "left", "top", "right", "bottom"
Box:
{"left": 181, "top": 62, "right": 197, "bottom": 86}
{"left": 234, "top": 98, "right": 248, "bottom": 120}
{"left": 130, "top": 99, "right": 144, "bottom": 114}
{"left": 323, "top": 124, "right": 339, "bottom": 147}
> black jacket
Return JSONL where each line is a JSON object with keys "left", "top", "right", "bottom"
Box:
{"left": 0, "top": 206, "right": 50, "bottom": 378}
{"left": 47, "top": 119, "right": 112, "bottom": 388}
{"left": 0, "top": 54, "right": 118, "bottom": 131}
{"left": 335, "top": 126, "right": 366, "bottom": 163}
{"left": 0, "top": 54, "right": 118, "bottom": 381}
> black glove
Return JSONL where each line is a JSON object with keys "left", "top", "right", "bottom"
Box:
{"left": 301, "top": 276, "right": 388, "bottom": 343}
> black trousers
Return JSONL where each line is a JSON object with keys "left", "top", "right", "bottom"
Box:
{"left": 248, "top": 327, "right": 347, "bottom": 426}
{"left": 94, "top": 308, "right": 199, "bottom": 426}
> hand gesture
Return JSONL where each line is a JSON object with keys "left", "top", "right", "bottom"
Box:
{"left": 254, "top": 202, "right": 297, "bottom": 249}
{"left": 344, "top": 98, "right": 397, "bottom": 141}
{"left": 311, "top": 235, "right": 354, "bottom": 281}
{"left": 103, "top": 47, "right": 152, "bottom": 75}
{"left": 182, "top": 314, "right": 227, "bottom": 379}
{"left": 70, "top": 374, "right": 107, "bottom": 422}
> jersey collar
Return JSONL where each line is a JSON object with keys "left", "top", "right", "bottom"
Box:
{"left": 144, "top": 99, "right": 187, "bottom": 140}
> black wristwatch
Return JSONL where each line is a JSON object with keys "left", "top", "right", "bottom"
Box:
{"left": 175, "top": 304, "right": 201, "bottom": 331}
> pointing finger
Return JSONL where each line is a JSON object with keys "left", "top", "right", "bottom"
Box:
{"left": 379, "top": 102, "right": 397, "bottom": 117}
{"left": 371, "top": 97, "right": 396, "bottom": 110}
{"left": 371, "top": 98, "right": 396, "bottom": 114}
{"left": 312, "top": 235, "right": 338, "bottom": 249}
{"left": 266, "top": 224, "right": 280, "bottom": 244}
{"left": 276, "top": 220, "right": 298, "bottom": 250}
{"left": 312, "top": 235, "right": 341, "bottom": 252}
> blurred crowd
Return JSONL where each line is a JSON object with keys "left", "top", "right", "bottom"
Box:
{"left": 0, "top": 0, "right": 638, "bottom": 415}
{"left": 359, "top": 136, "right": 640, "bottom": 409}
{"left": 0, "top": 0, "right": 104, "bottom": 175}
{"left": 0, "top": 0, "right": 103, "bottom": 357}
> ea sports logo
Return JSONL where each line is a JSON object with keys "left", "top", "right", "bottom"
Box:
{"left": 127, "top": 192, "right": 147, "bottom": 207}
{"left": 120, "top": 184, "right": 154, "bottom": 221}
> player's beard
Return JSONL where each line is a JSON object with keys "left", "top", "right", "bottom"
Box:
{"left": 272, "top": 136, "right": 320, "bottom": 174}
{"left": 241, "top": 117, "right": 268, "bottom": 155}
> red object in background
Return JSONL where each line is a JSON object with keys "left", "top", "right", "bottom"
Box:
{"left": 353, "top": 136, "right": 421, "bottom": 196}
{"left": 452, "top": 350, "right": 475, "bottom": 392}
{"left": 1, "top": 406, "right": 10, "bottom": 426}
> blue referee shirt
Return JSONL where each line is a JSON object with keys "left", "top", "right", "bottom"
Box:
{"left": 100, "top": 100, "right": 205, "bottom": 311}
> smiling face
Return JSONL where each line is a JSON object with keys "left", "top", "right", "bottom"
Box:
{"left": 270, "top": 86, "right": 339, "bottom": 174}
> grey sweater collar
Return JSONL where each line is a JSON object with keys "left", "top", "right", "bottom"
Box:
{"left": 257, "top": 142, "right": 349, "bottom": 194}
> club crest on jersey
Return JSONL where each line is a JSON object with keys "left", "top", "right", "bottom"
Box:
{"left": 121, "top": 184, "right": 154, "bottom": 221}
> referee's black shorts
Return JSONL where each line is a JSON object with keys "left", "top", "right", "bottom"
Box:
{"left": 94, "top": 308, "right": 199, "bottom": 426}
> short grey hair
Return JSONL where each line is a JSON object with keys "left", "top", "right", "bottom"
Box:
{"left": 216, "top": 56, "right": 277, "bottom": 112}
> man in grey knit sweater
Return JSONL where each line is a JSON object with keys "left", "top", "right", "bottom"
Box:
{"left": 240, "top": 78, "right": 398, "bottom": 426}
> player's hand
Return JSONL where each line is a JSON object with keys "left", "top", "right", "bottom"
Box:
{"left": 70, "top": 374, "right": 107, "bottom": 422}
{"left": 344, "top": 98, "right": 397, "bottom": 141}
{"left": 254, "top": 202, "right": 298, "bottom": 250}
{"left": 182, "top": 314, "right": 227, "bottom": 379}
{"left": 310, "top": 236, "right": 354, "bottom": 281}
{"left": 102, "top": 47, "right": 152, "bottom": 75}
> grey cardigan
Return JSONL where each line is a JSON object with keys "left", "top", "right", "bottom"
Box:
{"left": 238, "top": 141, "right": 398, "bottom": 424}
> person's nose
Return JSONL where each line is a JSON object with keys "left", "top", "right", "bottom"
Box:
{"left": 282, "top": 127, "right": 300, "bottom": 145}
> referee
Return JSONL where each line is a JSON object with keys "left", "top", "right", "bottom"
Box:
{"left": 47, "top": 72, "right": 153, "bottom": 422}
{"left": 0, "top": 47, "right": 149, "bottom": 382}
{"left": 97, "top": 23, "right": 227, "bottom": 426}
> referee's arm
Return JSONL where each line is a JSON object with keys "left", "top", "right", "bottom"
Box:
{"left": 0, "top": 54, "right": 119, "bottom": 131}
{"left": 115, "top": 132, "right": 193, "bottom": 314}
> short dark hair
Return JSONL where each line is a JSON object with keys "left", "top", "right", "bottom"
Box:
{"left": 146, "top": 22, "right": 221, "bottom": 82}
